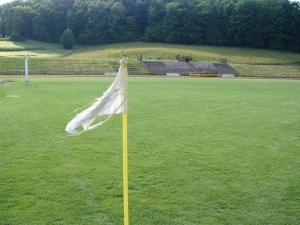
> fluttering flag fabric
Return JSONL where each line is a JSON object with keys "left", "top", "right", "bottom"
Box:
{"left": 65, "top": 57, "right": 128, "bottom": 135}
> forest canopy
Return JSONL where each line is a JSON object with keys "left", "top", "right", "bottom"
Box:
{"left": 0, "top": 0, "right": 300, "bottom": 52}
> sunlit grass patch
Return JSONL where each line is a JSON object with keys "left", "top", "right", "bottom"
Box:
{"left": 233, "top": 64, "right": 300, "bottom": 77}
{"left": 0, "top": 41, "right": 44, "bottom": 51}
{"left": 0, "top": 40, "right": 72, "bottom": 57}
{"left": 0, "top": 50, "right": 62, "bottom": 57}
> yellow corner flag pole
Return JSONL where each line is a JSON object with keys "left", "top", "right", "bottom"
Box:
{"left": 121, "top": 57, "right": 129, "bottom": 225}
{"left": 123, "top": 114, "right": 129, "bottom": 225}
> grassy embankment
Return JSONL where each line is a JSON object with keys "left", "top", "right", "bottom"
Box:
{"left": 1, "top": 40, "right": 300, "bottom": 77}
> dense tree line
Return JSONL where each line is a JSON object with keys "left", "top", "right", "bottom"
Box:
{"left": 0, "top": 0, "right": 300, "bottom": 52}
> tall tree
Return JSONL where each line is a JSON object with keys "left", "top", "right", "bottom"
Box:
{"left": 145, "top": 0, "right": 166, "bottom": 42}
{"left": 229, "top": 0, "right": 263, "bottom": 47}
{"left": 32, "top": 4, "right": 52, "bottom": 42}
{"left": 67, "top": 0, "right": 89, "bottom": 42}
{"left": 134, "top": 0, "right": 150, "bottom": 38}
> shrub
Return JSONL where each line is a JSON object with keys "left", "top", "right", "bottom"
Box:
{"left": 60, "top": 29, "right": 74, "bottom": 49}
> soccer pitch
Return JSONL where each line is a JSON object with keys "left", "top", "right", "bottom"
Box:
{"left": 1, "top": 77, "right": 300, "bottom": 224}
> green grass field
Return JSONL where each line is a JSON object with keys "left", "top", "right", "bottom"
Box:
{"left": 1, "top": 77, "right": 299, "bottom": 224}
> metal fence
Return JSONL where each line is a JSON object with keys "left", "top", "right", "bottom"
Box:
{"left": 0, "top": 59, "right": 147, "bottom": 75}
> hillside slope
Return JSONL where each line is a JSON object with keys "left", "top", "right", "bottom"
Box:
{"left": 1, "top": 41, "right": 300, "bottom": 77}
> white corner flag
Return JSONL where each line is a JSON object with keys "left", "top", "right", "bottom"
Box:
{"left": 66, "top": 57, "right": 130, "bottom": 225}
{"left": 65, "top": 57, "right": 128, "bottom": 135}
